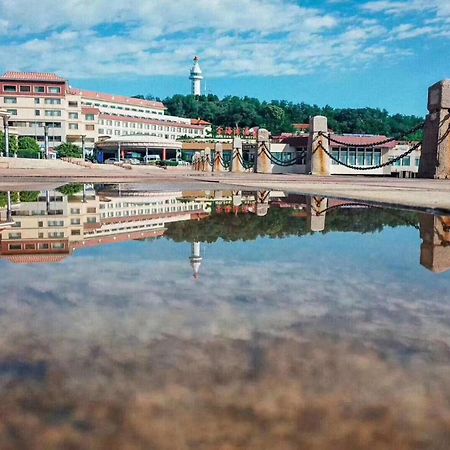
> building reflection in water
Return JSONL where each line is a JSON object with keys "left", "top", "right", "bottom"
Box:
{"left": 420, "top": 214, "right": 450, "bottom": 273}
{"left": 2, "top": 186, "right": 450, "bottom": 275}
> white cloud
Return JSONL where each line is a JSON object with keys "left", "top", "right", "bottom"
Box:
{"left": 0, "top": 0, "right": 446, "bottom": 79}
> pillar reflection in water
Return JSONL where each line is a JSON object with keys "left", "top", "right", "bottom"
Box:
{"left": 307, "top": 196, "right": 328, "bottom": 232}
{"left": 420, "top": 215, "right": 450, "bottom": 273}
{"left": 255, "top": 191, "right": 270, "bottom": 217}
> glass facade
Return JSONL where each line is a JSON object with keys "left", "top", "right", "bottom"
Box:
{"left": 332, "top": 147, "right": 382, "bottom": 168}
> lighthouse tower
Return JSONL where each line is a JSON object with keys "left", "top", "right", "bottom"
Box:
{"left": 189, "top": 56, "right": 203, "bottom": 96}
{"left": 189, "top": 242, "right": 203, "bottom": 279}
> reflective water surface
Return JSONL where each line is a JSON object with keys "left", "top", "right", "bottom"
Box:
{"left": 0, "top": 185, "right": 450, "bottom": 450}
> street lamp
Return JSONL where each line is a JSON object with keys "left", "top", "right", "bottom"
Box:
{"left": 81, "top": 134, "right": 86, "bottom": 160}
{"left": 0, "top": 110, "right": 11, "bottom": 157}
{"left": 44, "top": 124, "right": 49, "bottom": 159}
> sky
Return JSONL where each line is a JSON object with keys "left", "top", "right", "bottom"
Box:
{"left": 0, "top": 0, "right": 449, "bottom": 115}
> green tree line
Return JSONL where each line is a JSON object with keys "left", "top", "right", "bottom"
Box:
{"left": 133, "top": 93, "right": 424, "bottom": 138}
{"left": 165, "top": 207, "right": 420, "bottom": 243}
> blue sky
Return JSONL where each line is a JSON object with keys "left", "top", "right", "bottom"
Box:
{"left": 0, "top": 0, "right": 449, "bottom": 115}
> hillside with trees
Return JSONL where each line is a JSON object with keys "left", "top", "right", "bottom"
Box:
{"left": 133, "top": 94, "right": 424, "bottom": 138}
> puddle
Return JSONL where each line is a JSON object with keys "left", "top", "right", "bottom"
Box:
{"left": 0, "top": 183, "right": 449, "bottom": 449}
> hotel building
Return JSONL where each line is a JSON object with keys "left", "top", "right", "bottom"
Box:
{"left": 0, "top": 72, "right": 210, "bottom": 154}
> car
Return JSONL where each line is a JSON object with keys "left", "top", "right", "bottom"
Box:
{"left": 104, "top": 158, "right": 119, "bottom": 165}
{"left": 143, "top": 154, "right": 161, "bottom": 164}
{"left": 123, "top": 158, "right": 141, "bottom": 165}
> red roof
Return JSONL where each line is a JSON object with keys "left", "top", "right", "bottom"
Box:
{"left": 274, "top": 134, "right": 396, "bottom": 149}
{"left": 191, "top": 119, "right": 211, "bottom": 126}
{"left": 69, "top": 88, "right": 166, "bottom": 110}
{"left": 98, "top": 113, "right": 206, "bottom": 129}
{"left": 1, "top": 72, "right": 66, "bottom": 82}
{"left": 329, "top": 134, "right": 397, "bottom": 149}
{"left": 81, "top": 107, "right": 100, "bottom": 115}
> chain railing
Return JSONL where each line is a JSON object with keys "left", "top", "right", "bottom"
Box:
{"left": 316, "top": 139, "right": 422, "bottom": 171}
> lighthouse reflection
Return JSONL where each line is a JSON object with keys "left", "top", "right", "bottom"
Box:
{"left": 1, "top": 186, "right": 450, "bottom": 274}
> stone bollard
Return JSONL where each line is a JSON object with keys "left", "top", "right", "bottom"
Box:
{"left": 256, "top": 129, "right": 272, "bottom": 174}
{"left": 231, "top": 137, "right": 243, "bottom": 173}
{"left": 306, "top": 196, "right": 328, "bottom": 232}
{"left": 419, "top": 80, "right": 450, "bottom": 179}
{"left": 204, "top": 148, "right": 212, "bottom": 172}
{"left": 308, "top": 116, "right": 331, "bottom": 176}
{"left": 214, "top": 143, "right": 223, "bottom": 172}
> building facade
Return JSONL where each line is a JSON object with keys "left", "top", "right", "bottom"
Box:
{"left": 0, "top": 72, "right": 210, "bottom": 154}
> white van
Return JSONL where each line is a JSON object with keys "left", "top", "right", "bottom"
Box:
{"left": 143, "top": 154, "right": 161, "bottom": 164}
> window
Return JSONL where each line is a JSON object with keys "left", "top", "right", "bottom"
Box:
{"left": 35, "top": 110, "right": 40, "bottom": 116}
{"left": 6, "top": 109, "right": 17, "bottom": 115}
{"left": 4, "top": 85, "right": 17, "bottom": 92}
{"left": 364, "top": 150, "right": 373, "bottom": 166}
{"left": 98, "top": 128, "right": 105, "bottom": 134}
{"left": 52, "top": 242, "right": 65, "bottom": 249}
{"left": 71, "top": 218, "right": 81, "bottom": 225}
{"left": 69, "top": 112, "right": 78, "bottom": 119}
{"left": 87, "top": 207, "right": 96, "bottom": 213}
{"left": 85, "top": 114, "right": 94, "bottom": 120}
{"left": 8, "top": 232, "right": 21, "bottom": 239}
{"left": 69, "top": 123, "right": 78, "bottom": 130}
{"left": 34, "top": 98, "right": 40, "bottom": 104}
{"left": 48, "top": 87, "right": 61, "bottom": 94}
{"left": 71, "top": 229, "right": 81, "bottom": 236}
{"left": 48, "top": 232, "right": 64, "bottom": 238}
{"left": 85, "top": 124, "right": 94, "bottom": 131}
{"left": 374, "top": 150, "right": 381, "bottom": 165}
{"left": 4, "top": 97, "right": 17, "bottom": 104}
{"left": 34, "top": 86, "right": 45, "bottom": 93}
{"left": 402, "top": 157, "right": 411, "bottom": 166}
{"left": 19, "top": 85, "right": 31, "bottom": 92}
{"left": 38, "top": 243, "right": 49, "bottom": 250}
{"left": 24, "top": 243, "right": 36, "bottom": 250}
{"left": 356, "top": 148, "right": 365, "bottom": 166}
{"left": 8, "top": 244, "right": 22, "bottom": 251}
{"left": 45, "top": 98, "right": 61, "bottom": 104}
{"left": 415, "top": 158, "right": 420, "bottom": 166}
{"left": 11, "top": 221, "right": 21, "bottom": 228}
{"left": 86, "top": 217, "right": 97, "bottom": 223}
{"left": 48, "top": 220, "right": 64, "bottom": 227}
{"left": 68, "top": 101, "right": 78, "bottom": 107}
{"left": 348, "top": 150, "right": 356, "bottom": 165}
{"left": 45, "top": 110, "right": 61, "bottom": 116}
{"left": 71, "top": 208, "right": 80, "bottom": 214}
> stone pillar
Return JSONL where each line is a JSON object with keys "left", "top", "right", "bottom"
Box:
{"left": 420, "top": 214, "right": 450, "bottom": 273}
{"left": 306, "top": 196, "right": 328, "bottom": 232}
{"left": 214, "top": 143, "right": 223, "bottom": 172}
{"left": 162, "top": 148, "right": 167, "bottom": 161}
{"left": 231, "top": 137, "right": 243, "bottom": 173}
{"left": 418, "top": 80, "right": 450, "bottom": 179}
{"left": 256, "top": 129, "right": 272, "bottom": 174}
{"left": 308, "top": 116, "right": 330, "bottom": 176}
{"left": 204, "top": 147, "right": 212, "bottom": 172}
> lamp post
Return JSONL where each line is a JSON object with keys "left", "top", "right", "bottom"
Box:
{"left": 0, "top": 110, "right": 11, "bottom": 157}
{"left": 81, "top": 135, "right": 86, "bottom": 160}
{"left": 44, "top": 124, "right": 49, "bottom": 159}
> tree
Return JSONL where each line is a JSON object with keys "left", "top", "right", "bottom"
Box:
{"left": 17, "top": 137, "right": 41, "bottom": 158}
{"left": 56, "top": 184, "right": 84, "bottom": 196}
{"left": 0, "top": 132, "right": 18, "bottom": 155}
{"left": 55, "top": 142, "right": 82, "bottom": 158}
